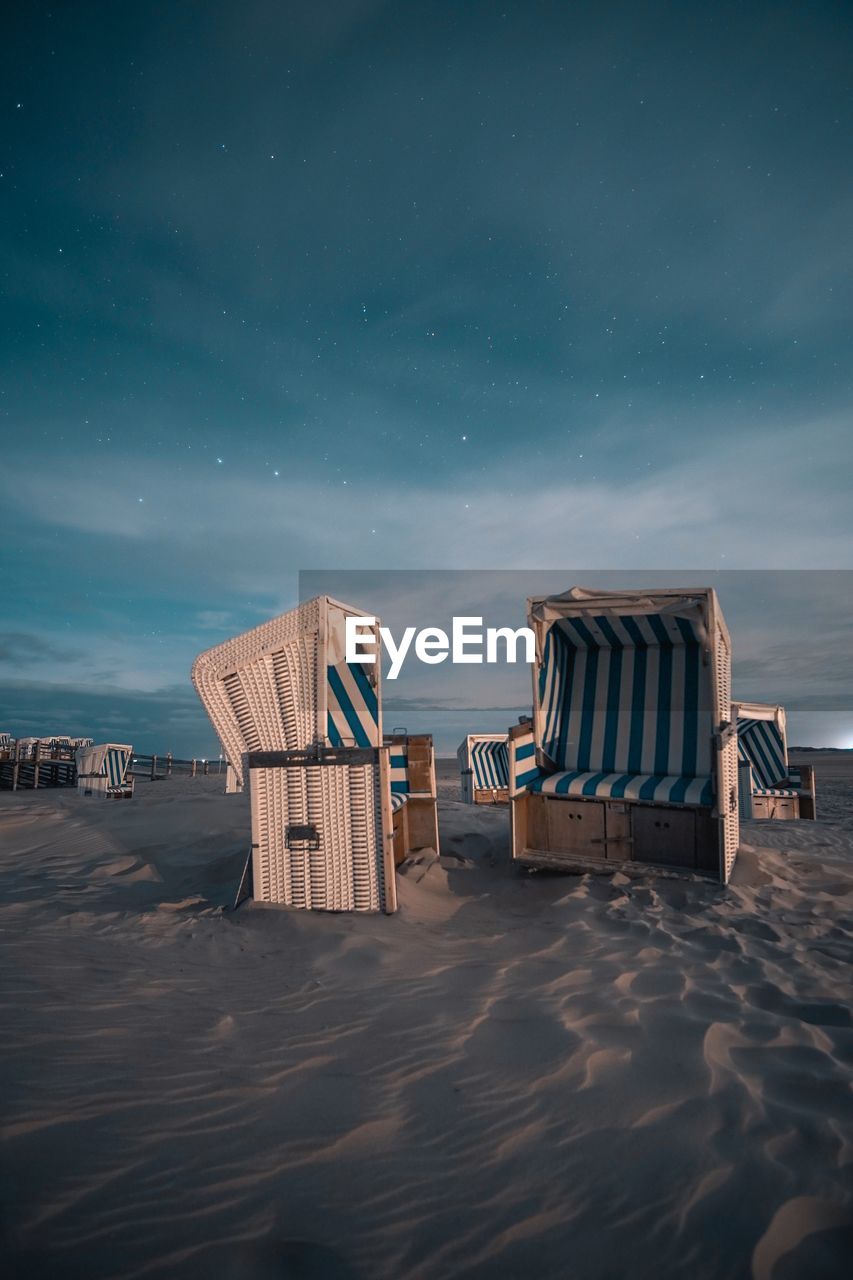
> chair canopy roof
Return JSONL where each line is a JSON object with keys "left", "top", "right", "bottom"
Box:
{"left": 192, "top": 596, "right": 382, "bottom": 789}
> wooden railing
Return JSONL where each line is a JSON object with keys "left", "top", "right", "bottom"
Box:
{"left": 127, "top": 753, "right": 228, "bottom": 779}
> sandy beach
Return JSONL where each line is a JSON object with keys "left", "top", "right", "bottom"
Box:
{"left": 1, "top": 756, "right": 852, "bottom": 1278}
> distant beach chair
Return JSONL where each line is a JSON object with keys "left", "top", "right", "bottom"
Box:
{"left": 385, "top": 730, "right": 440, "bottom": 863}
{"left": 192, "top": 596, "right": 436, "bottom": 913}
{"left": 0, "top": 732, "right": 11, "bottom": 758}
{"left": 733, "top": 702, "right": 816, "bottom": 820}
{"left": 457, "top": 734, "right": 509, "bottom": 804}
{"left": 508, "top": 587, "right": 739, "bottom": 882}
{"left": 76, "top": 744, "right": 135, "bottom": 798}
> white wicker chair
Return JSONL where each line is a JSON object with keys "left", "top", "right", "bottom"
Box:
{"left": 192, "top": 597, "right": 400, "bottom": 912}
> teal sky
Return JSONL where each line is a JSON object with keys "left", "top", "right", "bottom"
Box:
{"left": 2, "top": 1, "right": 852, "bottom": 753}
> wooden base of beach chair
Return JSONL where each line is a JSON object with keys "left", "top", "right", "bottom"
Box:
{"left": 793, "top": 763, "right": 816, "bottom": 820}
{"left": 77, "top": 776, "right": 134, "bottom": 799}
{"left": 798, "top": 792, "right": 816, "bottom": 821}
{"left": 473, "top": 787, "right": 509, "bottom": 805}
{"left": 392, "top": 796, "right": 440, "bottom": 864}
{"left": 751, "top": 794, "right": 800, "bottom": 820}
{"left": 392, "top": 801, "right": 409, "bottom": 866}
{"left": 512, "top": 792, "right": 720, "bottom": 878}
{"left": 406, "top": 795, "right": 440, "bottom": 856}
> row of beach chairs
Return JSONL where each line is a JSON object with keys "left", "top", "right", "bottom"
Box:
{"left": 0, "top": 735, "right": 132, "bottom": 796}
{"left": 193, "top": 587, "right": 818, "bottom": 915}
{"left": 1, "top": 734, "right": 94, "bottom": 760}
{"left": 462, "top": 702, "right": 815, "bottom": 824}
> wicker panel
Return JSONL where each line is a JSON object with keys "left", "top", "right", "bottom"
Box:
{"left": 249, "top": 757, "right": 390, "bottom": 913}
{"left": 192, "top": 599, "right": 324, "bottom": 790}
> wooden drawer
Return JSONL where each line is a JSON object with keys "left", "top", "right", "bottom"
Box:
{"left": 752, "top": 794, "right": 799, "bottom": 820}
{"left": 632, "top": 805, "right": 697, "bottom": 869}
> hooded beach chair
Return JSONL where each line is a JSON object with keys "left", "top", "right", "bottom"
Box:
{"left": 733, "top": 702, "right": 816, "bottom": 820}
{"left": 385, "top": 731, "right": 440, "bottom": 863}
{"left": 192, "top": 596, "right": 436, "bottom": 913}
{"left": 508, "top": 587, "right": 739, "bottom": 883}
{"left": 76, "top": 743, "right": 134, "bottom": 798}
{"left": 457, "top": 734, "right": 509, "bottom": 803}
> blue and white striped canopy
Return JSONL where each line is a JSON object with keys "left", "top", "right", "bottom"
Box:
{"left": 326, "top": 659, "right": 380, "bottom": 749}
{"left": 736, "top": 717, "right": 787, "bottom": 790}
{"left": 76, "top": 744, "right": 132, "bottom": 786}
{"left": 536, "top": 611, "right": 713, "bottom": 785}
{"left": 470, "top": 738, "right": 509, "bottom": 789}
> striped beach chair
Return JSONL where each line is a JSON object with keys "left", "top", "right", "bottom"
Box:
{"left": 457, "top": 734, "right": 509, "bottom": 804}
{"left": 733, "top": 702, "right": 816, "bottom": 820}
{"left": 76, "top": 743, "right": 134, "bottom": 798}
{"left": 509, "top": 587, "right": 739, "bottom": 882}
{"left": 385, "top": 731, "right": 440, "bottom": 863}
{"left": 192, "top": 596, "right": 401, "bottom": 913}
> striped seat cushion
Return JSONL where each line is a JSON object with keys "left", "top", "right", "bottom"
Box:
{"left": 752, "top": 787, "right": 798, "bottom": 798}
{"left": 530, "top": 770, "right": 712, "bottom": 806}
{"left": 390, "top": 793, "right": 408, "bottom": 813}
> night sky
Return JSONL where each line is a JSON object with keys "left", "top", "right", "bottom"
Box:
{"left": 2, "top": 1, "right": 852, "bottom": 754}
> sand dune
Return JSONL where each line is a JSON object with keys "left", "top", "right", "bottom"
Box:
{"left": 1, "top": 764, "right": 852, "bottom": 1278}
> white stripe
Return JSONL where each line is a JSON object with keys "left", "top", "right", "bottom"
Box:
{"left": 564, "top": 645, "right": 587, "bottom": 770}
{"left": 587, "top": 648, "right": 610, "bottom": 770}
{"left": 613, "top": 644, "right": 635, "bottom": 774}
{"left": 639, "top": 644, "right": 660, "bottom": 774}
{"left": 668, "top": 642, "right": 685, "bottom": 777}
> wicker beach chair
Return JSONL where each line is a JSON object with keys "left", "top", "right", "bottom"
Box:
{"left": 733, "top": 702, "right": 816, "bottom": 820}
{"left": 76, "top": 744, "right": 135, "bottom": 798}
{"left": 457, "top": 734, "right": 509, "bottom": 804}
{"left": 508, "top": 587, "right": 739, "bottom": 882}
{"left": 192, "top": 596, "right": 415, "bottom": 913}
